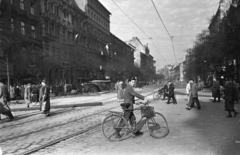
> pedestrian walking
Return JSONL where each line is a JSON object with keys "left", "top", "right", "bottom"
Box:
{"left": 212, "top": 78, "right": 221, "bottom": 102}
{"left": 0, "top": 78, "right": 14, "bottom": 121}
{"left": 166, "top": 81, "right": 177, "bottom": 104}
{"left": 117, "top": 81, "right": 124, "bottom": 102}
{"left": 186, "top": 79, "right": 201, "bottom": 110}
{"left": 24, "top": 83, "right": 32, "bottom": 108}
{"left": 39, "top": 79, "right": 51, "bottom": 117}
{"left": 162, "top": 81, "right": 168, "bottom": 101}
{"left": 20, "top": 85, "right": 25, "bottom": 99}
{"left": 15, "top": 85, "right": 21, "bottom": 103}
{"left": 31, "top": 85, "right": 39, "bottom": 105}
{"left": 186, "top": 80, "right": 191, "bottom": 102}
{"left": 224, "top": 79, "right": 238, "bottom": 118}
{"left": 9, "top": 85, "right": 15, "bottom": 102}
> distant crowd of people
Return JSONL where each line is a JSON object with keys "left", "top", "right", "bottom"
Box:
{"left": 0, "top": 79, "right": 51, "bottom": 121}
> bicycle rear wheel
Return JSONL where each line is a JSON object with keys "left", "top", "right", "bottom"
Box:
{"left": 146, "top": 112, "right": 169, "bottom": 139}
{"left": 101, "top": 114, "right": 131, "bottom": 142}
{"left": 153, "top": 92, "right": 161, "bottom": 100}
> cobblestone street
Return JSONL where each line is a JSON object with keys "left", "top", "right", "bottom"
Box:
{"left": 29, "top": 89, "right": 240, "bottom": 155}
{"left": 0, "top": 87, "right": 240, "bottom": 155}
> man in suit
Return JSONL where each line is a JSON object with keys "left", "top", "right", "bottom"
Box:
{"left": 224, "top": 78, "right": 238, "bottom": 118}
{"left": 162, "top": 82, "right": 168, "bottom": 100}
{"left": 39, "top": 79, "right": 51, "bottom": 117}
{"left": 115, "top": 77, "right": 148, "bottom": 138}
{"left": 166, "top": 81, "right": 177, "bottom": 104}
{"left": 186, "top": 79, "right": 201, "bottom": 110}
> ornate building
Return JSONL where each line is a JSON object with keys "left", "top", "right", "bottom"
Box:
{"left": 0, "top": 0, "right": 42, "bottom": 84}
{"left": 76, "top": 0, "right": 111, "bottom": 81}
{"left": 39, "top": 0, "right": 88, "bottom": 85}
{"left": 126, "top": 37, "right": 156, "bottom": 81}
{"left": 109, "top": 33, "right": 134, "bottom": 81}
{"left": 0, "top": 0, "right": 138, "bottom": 86}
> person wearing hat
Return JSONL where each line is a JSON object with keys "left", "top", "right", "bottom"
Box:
{"left": 24, "top": 83, "right": 32, "bottom": 108}
{"left": 114, "top": 77, "right": 149, "bottom": 138}
{"left": 0, "top": 78, "right": 14, "bottom": 121}
{"left": 39, "top": 79, "right": 51, "bottom": 117}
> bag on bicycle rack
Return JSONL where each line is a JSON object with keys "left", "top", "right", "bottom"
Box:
{"left": 140, "top": 106, "right": 155, "bottom": 118}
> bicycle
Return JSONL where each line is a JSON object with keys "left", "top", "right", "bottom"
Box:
{"left": 153, "top": 88, "right": 167, "bottom": 100}
{"left": 101, "top": 101, "right": 169, "bottom": 142}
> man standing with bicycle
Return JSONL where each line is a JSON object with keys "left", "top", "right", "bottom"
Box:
{"left": 115, "top": 77, "right": 149, "bottom": 138}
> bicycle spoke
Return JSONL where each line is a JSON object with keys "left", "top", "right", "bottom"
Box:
{"left": 147, "top": 112, "right": 169, "bottom": 139}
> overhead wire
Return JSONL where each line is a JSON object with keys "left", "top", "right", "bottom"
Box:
{"left": 111, "top": 0, "right": 167, "bottom": 64}
{"left": 150, "top": 0, "right": 178, "bottom": 63}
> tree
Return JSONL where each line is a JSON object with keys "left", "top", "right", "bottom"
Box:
{"left": 0, "top": 31, "right": 35, "bottom": 89}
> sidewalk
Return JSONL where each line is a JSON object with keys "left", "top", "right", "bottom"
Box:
{"left": 7, "top": 87, "right": 212, "bottom": 112}
{"left": 8, "top": 86, "right": 158, "bottom": 112}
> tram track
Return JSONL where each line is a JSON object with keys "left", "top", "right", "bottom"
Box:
{"left": 18, "top": 91, "right": 156, "bottom": 155}
{"left": 0, "top": 89, "right": 157, "bottom": 155}
{"left": 0, "top": 89, "right": 154, "bottom": 131}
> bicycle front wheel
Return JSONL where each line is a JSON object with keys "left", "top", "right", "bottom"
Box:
{"left": 101, "top": 114, "right": 131, "bottom": 142}
{"left": 146, "top": 112, "right": 169, "bottom": 139}
{"left": 153, "top": 92, "right": 161, "bottom": 100}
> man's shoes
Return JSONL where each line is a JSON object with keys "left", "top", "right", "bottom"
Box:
{"left": 45, "top": 113, "right": 50, "bottom": 117}
{"left": 234, "top": 112, "right": 238, "bottom": 118}
{"left": 197, "top": 107, "right": 201, "bottom": 110}
{"left": 218, "top": 100, "right": 221, "bottom": 102}
{"left": 27, "top": 105, "right": 29, "bottom": 108}
{"left": 186, "top": 107, "right": 191, "bottom": 110}
{"left": 226, "top": 115, "right": 232, "bottom": 118}
{"left": 131, "top": 131, "right": 143, "bottom": 138}
{"left": 166, "top": 102, "right": 170, "bottom": 104}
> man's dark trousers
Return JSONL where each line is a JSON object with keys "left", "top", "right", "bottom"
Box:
{"left": 189, "top": 97, "right": 201, "bottom": 109}
{"left": 167, "top": 95, "right": 177, "bottom": 104}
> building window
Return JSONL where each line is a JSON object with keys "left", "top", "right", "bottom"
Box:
{"left": 20, "top": 0, "right": 24, "bottom": 10}
{"left": 11, "top": 18, "right": 14, "bottom": 31}
{"left": 21, "top": 21, "right": 25, "bottom": 35}
{"left": 30, "top": 3, "right": 35, "bottom": 15}
{"left": 31, "top": 25, "right": 35, "bottom": 38}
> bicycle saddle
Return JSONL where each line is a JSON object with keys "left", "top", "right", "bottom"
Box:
{"left": 120, "top": 103, "right": 131, "bottom": 108}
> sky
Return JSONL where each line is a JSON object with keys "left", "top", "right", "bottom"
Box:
{"left": 98, "top": 0, "right": 220, "bottom": 70}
